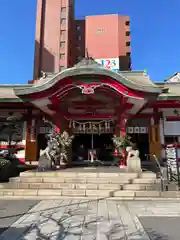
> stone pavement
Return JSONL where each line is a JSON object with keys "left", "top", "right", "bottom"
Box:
{"left": 1, "top": 200, "right": 180, "bottom": 239}
{"left": 0, "top": 200, "right": 39, "bottom": 236}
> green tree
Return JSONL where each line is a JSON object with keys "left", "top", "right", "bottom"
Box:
{"left": 0, "top": 113, "right": 26, "bottom": 181}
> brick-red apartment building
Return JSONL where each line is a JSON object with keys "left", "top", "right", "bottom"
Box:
{"left": 34, "top": 0, "right": 131, "bottom": 79}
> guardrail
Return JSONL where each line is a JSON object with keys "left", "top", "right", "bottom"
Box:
{"left": 144, "top": 154, "right": 168, "bottom": 192}
{"left": 146, "top": 154, "right": 180, "bottom": 191}
{"left": 152, "top": 154, "right": 168, "bottom": 192}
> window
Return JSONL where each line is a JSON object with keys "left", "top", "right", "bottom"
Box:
{"left": 61, "top": 18, "right": 66, "bottom": 24}
{"left": 76, "top": 25, "right": 80, "bottom": 31}
{"left": 60, "top": 54, "right": 65, "bottom": 59}
{"left": 126, "top": 52, "right": 130, "bottom": 56}
{"left": 61, "top": 7, "right": 66, "bottom": 13}
{"left": 125, "top": 21, "right": 130, "bottom": 26}
{"left": 60, "top": 41, "right": 65, "bottom": 48}
{"left": 126, "top": 31, "right": 130, "bottom": 36}
{"left": 76, "top": 56, "right": 82, "bottom": 62}
{"left": 60, "top": 30, "right": 66, "bottom": 35}
{"left": 60, "top": 65, "right": 65, "bottom": 71}
{"left": 96, "top": 29, "right": 104, "bottom": 34}
{"left": 126, "top": 41, "right": 130, "bottom": 46}
{"left": 77, "top": 35, "right": 81, "bottom": 40}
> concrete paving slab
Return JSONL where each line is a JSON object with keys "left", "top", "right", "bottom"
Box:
{"left": 1, "top": 200, "right": 180, "bottom": 239}
{"left": 139, "top": 216, "right": 180, "bottom": 240}
{"left": 0, "top": 200, "right": 39, "bottom": 236}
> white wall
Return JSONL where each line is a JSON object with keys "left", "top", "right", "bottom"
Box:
{"left": 164, "top": 121, "right": 180, "bottom": 135}
{"left": 163, "top": 120, "right": 180, "bottom": 159}
{"left": 160, "top": 108, "right": 180, "bottom": 117}
{"left": 160, "top": 108, "right": 180, "bottom": 159}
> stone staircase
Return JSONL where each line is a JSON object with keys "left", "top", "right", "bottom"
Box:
{"left": 0, "top": 169, "right": 179, "bottom": 199}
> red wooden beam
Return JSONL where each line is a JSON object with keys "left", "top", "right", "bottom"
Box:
{"left": 155, "top": 100, "right": 180, "bottom": 108}
{"left": 166, "top": 116, "right": 180, "bottom": 121}
{"left": 129, "top": 113, "right": 158, "bottom": 118}
{"left": 64, "top": 114, "right": 116, "bottom": 119}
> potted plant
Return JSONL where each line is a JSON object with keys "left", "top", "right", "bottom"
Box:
{"left": 52, "top": 131, "right": 74, "bottom": 169}
{"left": 112, "top": 134, "right": 132, "bottom": 151}
{"left": 112, "top": 134, "right": 133, "bottom": 167}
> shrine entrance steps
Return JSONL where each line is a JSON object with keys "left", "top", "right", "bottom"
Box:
{"left": 0, "top": 168, "right": 179, "bottom": 199}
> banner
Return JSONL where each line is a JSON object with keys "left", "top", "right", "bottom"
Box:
{"left": 165, "top": 144, "right": 178, "bottom": 179}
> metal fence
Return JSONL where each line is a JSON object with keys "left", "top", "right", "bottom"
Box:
{"left": 148, "top": 153, "right": 180, "bottom": 191}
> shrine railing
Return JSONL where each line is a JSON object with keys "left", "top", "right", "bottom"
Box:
{"left": 144, "top": 154, "right": 168, "bottom": 192}
{"left": 147, "top": 153, "right": 180, "bottom": 191}
{"left": 152, "top": 154, "right": 168, "bottom": 192}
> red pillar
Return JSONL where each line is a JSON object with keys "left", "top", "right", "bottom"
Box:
{"left": 119, "top": 114, "right": 127, "bottom": 136}
{"left": 54, "top": 113, "right": 60, "bottom": 133}
{"left": 118, "top": 97, "right": 128, "bottom": 136}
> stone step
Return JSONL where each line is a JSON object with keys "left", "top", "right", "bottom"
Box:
{"left": 0, "top": 188, "right": 112, "bottom": 197}
{"left": 1, "top": 181, "right": 163, "bottom": 191}
{"left": 10, "top": 177, "right": 133, "bottom": 184}
{"left": 132, "top": 178, "right": 160, "bottom": 184}
{"left": 139, "top": 172, "right": 157, "bottom": 179}
{"left": 113, "top": 190, "right": 180, "bottom": 198}
{"left": 0, "top": 183, "right": 10, "bottom": 189}
{"left": 20, "top": 171, "right": 138, "bottom": 178}
{"left": 0, "top": 188, "right": 180, "bottom": 199}
{"left": 123, "top": 183, "right": 160, "bottom": 191}
{"left": 5, "top": 182, "right": 124, "bottom": 190}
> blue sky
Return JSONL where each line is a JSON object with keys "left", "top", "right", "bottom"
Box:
{"left": 0, "top": 0, "right": 179, "bottom": 84}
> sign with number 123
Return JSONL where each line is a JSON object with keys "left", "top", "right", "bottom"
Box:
{"left": 95, "top": 58, "right": 119, "bottom": 71}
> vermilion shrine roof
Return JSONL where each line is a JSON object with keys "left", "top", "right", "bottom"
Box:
{"left": 14, "top": 57, "right": 161, "bottom": 96}
{"left": 0, "top": 58, "right": 179, "bottom": 103}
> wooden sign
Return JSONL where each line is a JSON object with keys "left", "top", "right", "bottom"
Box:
{"left": 73, "top": 127, "right": 113, "bottom": 134}
{"left": 134, "top": 127, "right": 139, "bottom": 133}
{"left": 126, "top": 127, "right": 148, "bottom": 134}
{"left": 38, "top": 120, "right": 56, "bottom": 134}
{"left": 39, "top": 126, "right": 52, "bottom": 134}
{"left": 139, "top": 127, "right": 147, "bottom": 133}
{"left": 127, "top": 127, "right": 133, "bottom": 134}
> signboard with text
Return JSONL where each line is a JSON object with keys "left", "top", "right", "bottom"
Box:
{"left": 38, "top": 121, "right": 55, "bottom": 134}
{"left": 95, "top": 58, "right": 119, "bottom": 71}
{"left": 165, "top": 144, "right": 178, "bottom": 181}
{"left": 73, "top": 127, "right": 114, "bottom": 134}
{"left": 165, "top": 144, "right": 180, "bottom": 188}
{"left": 126, "top": 127, "right": 148, "bottom": 134}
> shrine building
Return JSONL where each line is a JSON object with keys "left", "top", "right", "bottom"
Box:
{"left": 1, "top": 0, "right": 180, "bottom": 165}
{"left": 0, "top": 58, "right": 180, "bottom": 165}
